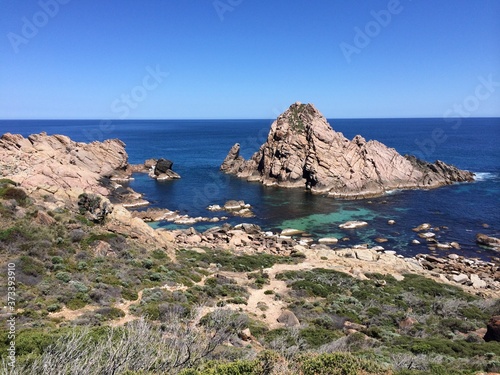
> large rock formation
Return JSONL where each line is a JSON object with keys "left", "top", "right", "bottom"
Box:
{"left": 0, "top": 132, "right": 128, "bottom": 202}
{"left": 221, "top": 103, "right": 474, "bottom": 199}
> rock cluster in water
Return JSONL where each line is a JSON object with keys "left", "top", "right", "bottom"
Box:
{"left": 221, "top": 102, "right": 475, "bottom": 199}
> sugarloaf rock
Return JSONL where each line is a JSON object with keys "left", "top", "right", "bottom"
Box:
{"left": 221, "top": 102, "right": 474, "bottom": 199}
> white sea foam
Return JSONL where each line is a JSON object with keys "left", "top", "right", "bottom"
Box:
{"left": 474, "top": 172, "right": 496, "bottom": 181}
{"left": 385, "top": 189, "right": 402, "bottom": 195}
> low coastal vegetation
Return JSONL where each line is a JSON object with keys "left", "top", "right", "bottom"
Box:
{"left": 0, "top": 202, "right": 497, "bottom": 373}
{"left": 1, "top": 159, "right": 499, "bottom": 374}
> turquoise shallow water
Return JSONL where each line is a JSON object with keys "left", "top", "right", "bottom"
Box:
{"left": 1, "top": 118, "right": 499, "bottom": 259}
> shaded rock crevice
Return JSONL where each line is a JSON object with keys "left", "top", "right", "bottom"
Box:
{"left": 221, "top": 102, "right": 474, "bottom": 199}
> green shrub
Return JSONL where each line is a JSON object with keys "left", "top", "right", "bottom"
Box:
{"left": 66, "top": 294, "right": 89, "bottom": 310}
{"left": 51, "top": 256, "right": 64, "bottom": 264}
{"left": 148, "top": 272, "right": 164, "bottom": 281}
{"left": 297, "top": 352, "right": 387, "bottom": 375}
{"left": 19, "top": 255, "right": 45, "bottom": 276}
{"left": 299, "top": 327, "right": 341, "bottom": 348}
{"left": 55, "top": 271, "right": 71, "bottom": 283}
{"left": 46, "top": 303, "right": 62, "bottom": 313}
{"left": 122, "top": 288, "right": 139, "bottom": 301}
{"left": 177, "top": 248, "right": 301, "bottom": 272}
{"left": 151, "top": 249, "right": 168, "bottom": 259}
{"left": 0, "top": 178, "right": 17, "bottom": 186}
{"left": 187, "top": 360, "right": 260, "bottom": 375}
{"left": 94, "top": 307, "right": 125, "bottom": 321}
{"left": 0, "top": 186, "right": 28, "bottom": 205}
{"left": 69, "top": 280, "right": 89, "bottom": 293}
{"left": 226, "top": 297, "right": 247, "bottom": 305}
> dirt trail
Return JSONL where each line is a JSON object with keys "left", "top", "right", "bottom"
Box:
{"left": 50, "top": 281, "right": 191, "bottom": 327}
{"left": 49, "top": 305, "right": 99, "bottom": 322}
{"left": 50, "top": 246, "right": 497, "bottom": 328}
{"left": 218, "top": 258, "right": 342, "bottom": 329}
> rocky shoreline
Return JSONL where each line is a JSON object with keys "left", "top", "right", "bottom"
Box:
{"left": 1, "top": 131, "right": 498, "bottom": 299}
{"left": 165, "top": 221, "right": 500, "bottom": 296}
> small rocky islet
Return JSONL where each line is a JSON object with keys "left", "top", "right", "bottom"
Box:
{"left": 1, "top": 104, "right": 500, "bottom": 373}
{"left": 221, "top": 102, "right": 475, "bottom": 198}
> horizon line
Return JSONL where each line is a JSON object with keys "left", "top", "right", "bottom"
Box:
{"left": 1, "top": 116, "right": 500, "bottom": 121}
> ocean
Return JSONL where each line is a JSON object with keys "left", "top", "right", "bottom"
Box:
{"left": 1, "top": 118, "right": 499, "bottom": 260}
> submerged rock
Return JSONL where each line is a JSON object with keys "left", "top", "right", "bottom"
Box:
{"left": 476, "top": 233, "right": 500, "bottom": 250}
{"left": 221, "top": 102, "right": 474, "bottom": 199}
{"left": 339, "top": 221, "right": 368, "bottom": 229}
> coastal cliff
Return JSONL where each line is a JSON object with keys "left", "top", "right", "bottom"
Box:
{"left": 221, "top": 102, "right": 474, "bottom": 198}
{"left": 0, "top": 132, "right": 128, "bottom": 202}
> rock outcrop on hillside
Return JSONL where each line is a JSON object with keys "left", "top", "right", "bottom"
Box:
{"left": 221, "top": 102, "right": 474, "bottom": 199}
{"left": 0, "top": 132, "right": 128, "bottom": 202}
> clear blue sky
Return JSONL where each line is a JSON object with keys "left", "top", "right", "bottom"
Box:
{"left": 1, "top": 0, "right": 499, "bottom": 119}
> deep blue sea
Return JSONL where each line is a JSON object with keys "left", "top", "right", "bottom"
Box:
{"left": 1, "top": 118, "right": 499, "bottom": 260}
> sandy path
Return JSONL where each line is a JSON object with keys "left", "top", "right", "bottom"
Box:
{"left": 50, "top": 246, "right": 498, "bottom": 328}
{"left": 49, "top": 305, "right": 99, "bottom": 321}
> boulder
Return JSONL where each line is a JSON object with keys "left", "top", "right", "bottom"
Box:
{"left": 92, "top": 240, "right": 112, "bottom": 257}
{"left": 413, "top": 223, "right": 432, "bottom": 232}
{"left": 339, "top": 221, "right": 368, "bottom": 229}
{"left": 149, "top": 158, "right": 180, "bottom": 180}
{"left": 281, "top": 228, "right": 304, "bottom": 236}
{"left": 355, "top": 249, "right": 377, "bottom": 261}
{"left": 156, "top": 170, "right": 181, "bottom": 180}
{"left": 399, "top": 317, "right": 418, "bottom": 329}
{"left": 452, "top": 273, "right": 469, "bottom": 284}
{"left": 154, "top": 158, "right": 173, "bottom": 175}
{"left": 35, "top": 211, "right": 56, "bottom": 226}
{"left": 220, "top": 103, "right": 474, "bottom": 199}
{"left": 476, "top": 233, "right": 500, "bottom": 249}
{"left": 318, "top": 237, "right": 338, "bottom": 244}
{"left": 484, "top": 316, "right": 500, "bottom": 342}
{"left": 277, "top": 310, "right": 300, "bottom": 327}
{"left": 224, "top": 200, "right": 243, "bottom": 211}
{"left": 470, "top": 274, "right": 487, "bottom": 289}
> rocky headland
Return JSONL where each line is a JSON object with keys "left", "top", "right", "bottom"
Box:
{"left": 0, "top": 132, "right": 129, "bottom": 203}
{"left": 221, "top": 102, "right": 474, "bottom": 199}
{"left": 1, "top": 131, "right": 499, "bottom": 373}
